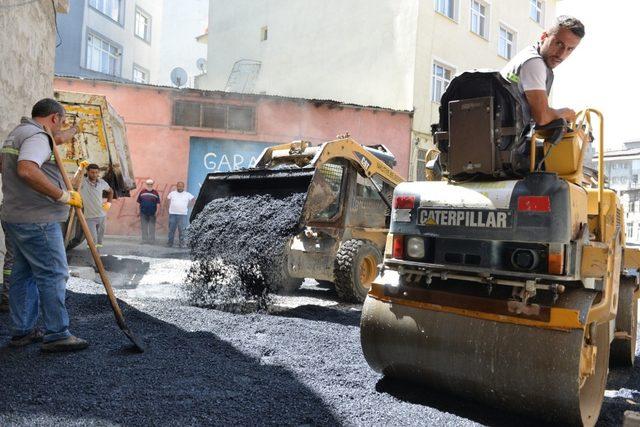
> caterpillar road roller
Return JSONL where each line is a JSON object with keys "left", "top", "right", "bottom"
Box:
{"left": 360, "top": 71, "right": 640, "bottom": 426}
{"left": 190, "top": 137, "right": 404, "bottom": 302}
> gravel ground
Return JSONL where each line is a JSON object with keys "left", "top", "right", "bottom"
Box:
{"left": 0, "top": 237, "right": 638, "bottom": 426}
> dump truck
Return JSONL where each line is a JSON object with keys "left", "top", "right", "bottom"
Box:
{"left": 53, "top": 91, "right": 136, "bottom": 248}
{"left": 190, "top": 137, "right": 404, "bottom": 302}
{"left": 360, "top": 71, "right": 640, "bottom": 426}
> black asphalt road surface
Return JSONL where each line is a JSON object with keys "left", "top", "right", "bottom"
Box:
{"left": 1, "top": 240, "right": 639, "bottom": 425}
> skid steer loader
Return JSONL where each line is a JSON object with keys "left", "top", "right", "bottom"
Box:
{"left": 360, "top": 71, "right": 640, "bottom": 426}
{"left": 190, "top": 137, "right": 404, "bottom": 302}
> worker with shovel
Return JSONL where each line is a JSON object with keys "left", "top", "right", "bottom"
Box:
{"left": 0, "top": 98, "right": 88, "bottom": 352}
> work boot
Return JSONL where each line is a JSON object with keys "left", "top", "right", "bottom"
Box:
{"left": 41, "top": 335, "right": 89, "bottom": 353}
{"left": 9, "top": 329, "right": 44, "bottom": 347}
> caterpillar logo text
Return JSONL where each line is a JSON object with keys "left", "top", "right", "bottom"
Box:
{"left": 354, "top": 152, "right": 371, "bottom": 172}
{"left": 418, "top": 208, "right": 512, "bottom": 228}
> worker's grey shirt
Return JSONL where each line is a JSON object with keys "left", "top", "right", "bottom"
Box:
{"left": 80, "top": 176, "right": 111, "bottom": 219}
{"left": 1, "top": 117, "right": 69, "bottom": 224}
{"left": 500, "top": 44, "right": 554, "bottom": 126}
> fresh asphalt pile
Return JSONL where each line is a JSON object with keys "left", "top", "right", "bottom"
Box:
{"left": 185, "top": 193, "right": 305, "bottom": 312}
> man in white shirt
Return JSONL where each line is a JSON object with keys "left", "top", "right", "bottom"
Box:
{"left": 166, "top": 181, "right": 194, "bottom": 248}
{"left": 501, "top": 15, "right": 585, "bottom": 127}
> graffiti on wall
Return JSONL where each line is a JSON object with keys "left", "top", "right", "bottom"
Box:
{"left": 187, "top": 137, "right": 277, "bottom": 192}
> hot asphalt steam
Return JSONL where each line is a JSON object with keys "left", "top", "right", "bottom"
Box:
{"left": 186, "top": 193, "right": 306, "bottom": 312}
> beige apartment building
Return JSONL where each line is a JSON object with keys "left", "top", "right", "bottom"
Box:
{"left": 196, "top": 0, "right": 557, "bottom": 179}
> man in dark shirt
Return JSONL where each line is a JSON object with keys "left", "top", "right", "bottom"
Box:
{"left": 136, "top": 179, "right": 160, "bottom": 244}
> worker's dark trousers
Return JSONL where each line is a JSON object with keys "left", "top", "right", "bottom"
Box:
{"left": 140, "top": 214, "right": 156, "bottom": 243}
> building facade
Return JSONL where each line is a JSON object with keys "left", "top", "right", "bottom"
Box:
{"left": 53, "top": 76, "right": 412, "bottom": 237}
{"left": 602, "top": 141, "right": 640, "bottom": 245}
{"left": 54, "top": 0, "right": 207, "bottom": 87}
{"left": 195, "top": 0, "right": 556, "bottom": 179}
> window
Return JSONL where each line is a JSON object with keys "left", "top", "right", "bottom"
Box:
{"left": 470, "top": 0, "right": 488, "bottom": 38}
{"left": 628, "top": 223, "right": 634, "bottom": 239}
{"left": 416, "top": 148, "right": 428, "bottom": 181}
{"left": 135, "top": 8, "right": 152, "bottom": 42}
{"left": 260, "top": 26, "right": 268, "bottom": 41}
{"left": 228, "top": 107, "right": 255, "bottom": 131}
{"left": 132, "top": 65, "right": 149, "bottom": 83}
{"left": 86, "top": 33, "right": 121, "bottom": 76}
{"left": 89, "top": 0, "right": 121, "bottom": 22}
{"left": 312, "top": 162, "right": 345, "bottom": 221}
{"left": 498, "top": 25, "right": 516, "bottom": 59}
{"left": 431, "top": 62, "right": 454, "bottom": 103}
{"left": 202, "top": 105, "right": 226, "bottom": 129}
{"left": 435, "top": 0, "right": 456, "bottom": 20}
{"left": 173, "top": 101, "right": 256, "bottom": 132}
{"left": 530, "top": 0, "right": 544, "bottom": 25}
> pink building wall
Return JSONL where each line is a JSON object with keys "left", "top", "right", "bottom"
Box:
{"left": 54, "top": 77, "right": 413, "bottom": 237}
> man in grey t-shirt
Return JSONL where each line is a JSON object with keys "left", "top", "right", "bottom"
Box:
{"left": 501, "top": 16, "right": 585, "bottom": 127}
{"left": 1, "top": 98, "right": 88, "bottom": 352}
{"left": 80, "top": 163, "right": 113, "bottom": 248}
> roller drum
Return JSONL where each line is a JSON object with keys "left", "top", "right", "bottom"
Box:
{"left": 360, "top": 293, "right": 610, "bottom": 426}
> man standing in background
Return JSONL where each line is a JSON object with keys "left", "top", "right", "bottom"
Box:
{"left": 166, "top": 181, "right": 194, "bottom": 248}
{"left": 137, "top": 178, "right": 160, "bottom": 244}
{"left": 79, "top": 163, "right": 113, "bottom": 248}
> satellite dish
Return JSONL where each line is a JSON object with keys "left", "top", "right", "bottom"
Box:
{"left": 170, "top": 67, "right": 188, "bottom": 87}
{"left": 196, "top": 58, "right": 207, "bottom": 73}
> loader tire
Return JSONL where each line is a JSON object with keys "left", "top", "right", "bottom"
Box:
{"left": 610, "top": 275, "right": 638, "bottom": 368}
{"left": 334, "top": 239, "right": 381, "bottom": 303}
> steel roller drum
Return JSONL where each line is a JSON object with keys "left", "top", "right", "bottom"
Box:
{"left": 360, "top": 287, "right": 610, "bottom": 426}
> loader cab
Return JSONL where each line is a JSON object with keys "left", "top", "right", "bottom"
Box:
{"left": 303, "top": 157, "right": 393, "bottom": 231}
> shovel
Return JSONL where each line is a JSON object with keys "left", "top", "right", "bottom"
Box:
{"left": 64, "top": 163, "right": 87, "bottom": 245}
{"left": 50, "top": 133, "right": 145, "bottom": 352}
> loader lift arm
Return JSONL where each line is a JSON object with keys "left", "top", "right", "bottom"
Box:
{"left": 251, "top": 137, "right": 404, "bottom": 209}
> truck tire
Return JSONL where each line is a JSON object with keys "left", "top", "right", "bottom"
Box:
{"left": 334, "top": 239, "right": 381, "bottom": 303}
{"left": 610, "top": 275, "right": 638, "bottom": 368}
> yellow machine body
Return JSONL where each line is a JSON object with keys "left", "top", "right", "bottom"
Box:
{"left": 361, "top": 109, "right": 640, "bottom": 426}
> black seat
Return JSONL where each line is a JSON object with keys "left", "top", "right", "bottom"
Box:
{"left": 432, "top": 70, "right": 531, "bottom": 180}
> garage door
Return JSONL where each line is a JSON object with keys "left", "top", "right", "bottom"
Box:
{"left": 187, "top": 137, "right": 277, "bottom": 193}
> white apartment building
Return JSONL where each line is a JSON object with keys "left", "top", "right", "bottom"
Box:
{"left": 602, "top": 142, "right": 640, "bottom": 245}
{"left": 55, "top": 0, "right": 208, "bottom": 87}
{"left": 195, "top": 0, "right": 557, "bottom": 179}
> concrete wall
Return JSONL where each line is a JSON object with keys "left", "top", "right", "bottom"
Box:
{"left": 1, "top": 0, "right": 68, "bottom": 142}
{"left": 54, "top": 77, "right": 412, "bottom": 238}
{"left": 197, "top": 0, "right": 419, "bottom": 110}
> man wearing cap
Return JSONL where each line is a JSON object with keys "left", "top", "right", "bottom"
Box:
{"left": 0, "top": 98, "right": 88, "bottom": 352}
{"left": 137, "top": 179, "right": 160, "bottom": 244}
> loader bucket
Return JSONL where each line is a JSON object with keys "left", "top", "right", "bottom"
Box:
{"left": 190, "top": 168, "right": 315, "bottom": 221}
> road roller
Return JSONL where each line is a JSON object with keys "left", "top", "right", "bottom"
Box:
{"left": 360, "top": 71, "right": 640, "bottom": 426}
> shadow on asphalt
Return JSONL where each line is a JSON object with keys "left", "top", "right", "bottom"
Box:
{"left": 272, "top": 304, "right": 361, "bottom": 327}
{"left": 375, "top": 377, "right": 553, "bottom": 427}
{"left": 0, "top": 291, "right": 340, "bottom": 425}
